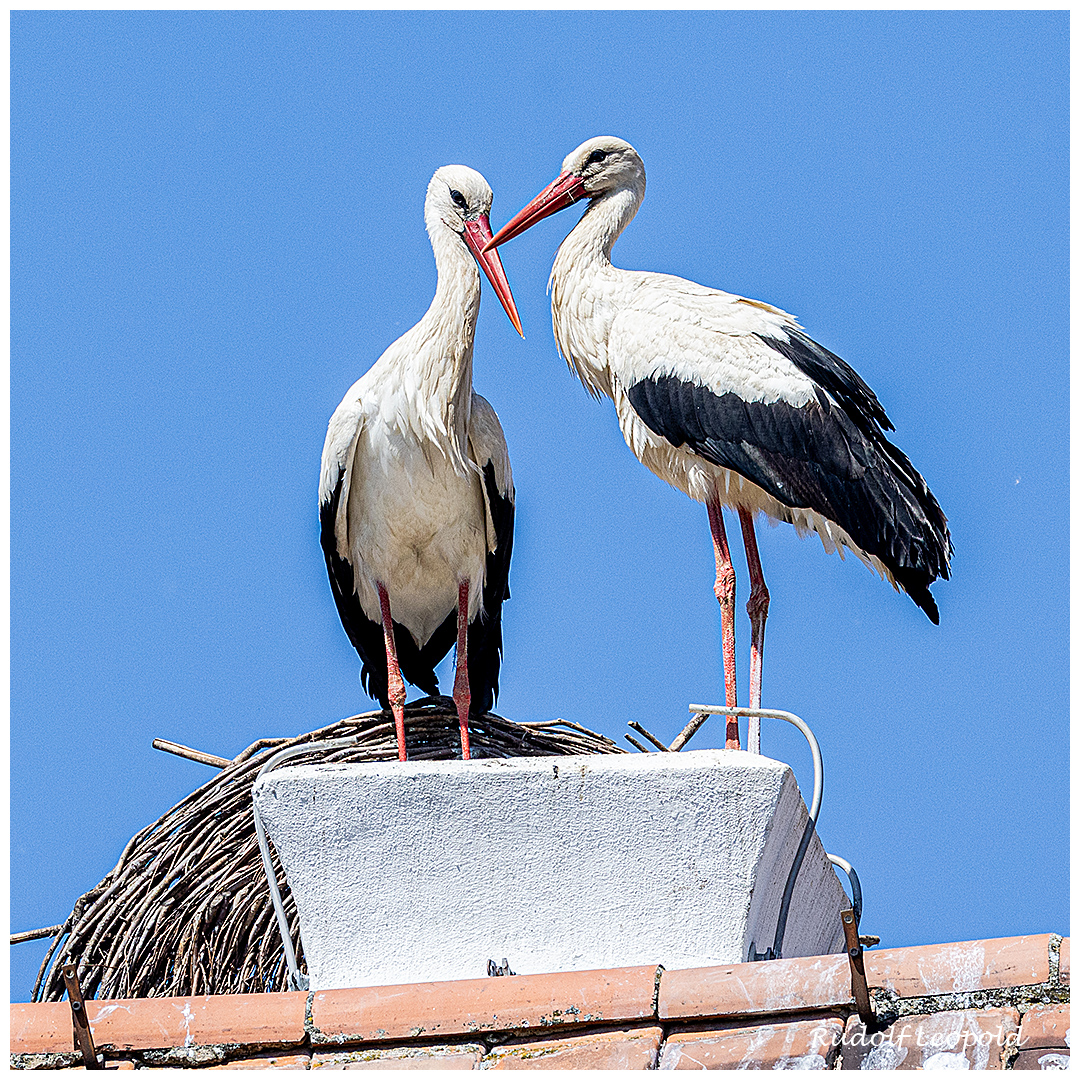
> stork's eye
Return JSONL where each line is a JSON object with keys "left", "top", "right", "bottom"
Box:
{"left": 586, "top": 149, "right": 607, "bottom": 166}
{"left": 450, "top": 189, "right": 468, "bottom": 209}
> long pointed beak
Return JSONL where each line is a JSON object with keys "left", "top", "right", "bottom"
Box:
{"left": 483, "top": 171, "right": 588, "bottom": 252}
{"left": 463, "top": 214, "right": 524, "bottom": 337}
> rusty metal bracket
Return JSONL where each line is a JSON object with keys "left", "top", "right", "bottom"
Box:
{"left": 62, "top": 964, "right": 102, "bottom": 1069}
{"left": 841, "top": 909, "right": 874, "bottom": 1025}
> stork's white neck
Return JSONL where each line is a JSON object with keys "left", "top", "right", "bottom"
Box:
{"left": 555, "top": 184, "right": 642, "bottom": 271}
{"left": 380, "top": 219, "right": 480, "bottom": 471}
{"left": 549, "top": 183, "right": 643, "bottom": 399}
{"left": 428, "top": 218, "right": 481, "bottom": 316}
{"left": 421, "top": 217, "right": 481, "bottom": 387}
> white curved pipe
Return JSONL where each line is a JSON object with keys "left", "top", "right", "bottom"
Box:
{"left": 687, "top": 705, "right": 822, "bottom": 822}
{"left": 252, "top": 736, "right": 360, "bottom": 991}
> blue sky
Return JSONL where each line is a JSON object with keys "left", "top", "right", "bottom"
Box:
{"left": 11, "top": 11, "right": 1068, "bottom": 999}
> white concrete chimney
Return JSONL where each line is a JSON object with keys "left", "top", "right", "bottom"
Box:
{"left": 253, "top": 749, "right": 849, "bottom": 991}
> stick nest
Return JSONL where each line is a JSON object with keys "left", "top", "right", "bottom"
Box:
{"left": 32, "top": 700, "right": 623, "bottom": 1001}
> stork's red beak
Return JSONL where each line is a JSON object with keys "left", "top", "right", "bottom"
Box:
{"left": 463, "top": 214, "right": 524, "bottom": 337}
{"left": 483, "top": 171, "right": 588, "bottom": 251}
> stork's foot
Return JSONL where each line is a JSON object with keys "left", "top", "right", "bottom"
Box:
{"left": 388, "top": 691, "right": 407, "bottom": 762}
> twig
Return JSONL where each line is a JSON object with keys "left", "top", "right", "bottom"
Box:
{"left": 31, "top": 919, "right": 71, "bottom": 1002}
{"left": 627, "top": 721, "right": 670, "bottom": 752}
{"left": 669, "top": 711, "right": 711, "bottom": 752}
{"left": 152, "top": 739, "right": 232, "bottom": 770}
{"left": 10, "top": 924, "right": 65, "bottom": 945}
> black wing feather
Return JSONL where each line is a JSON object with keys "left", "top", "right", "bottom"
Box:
{"left": 464, "top": 461, "right": 514, "bottom": 715}
{"left": 319, "top": 475, "right": 440, "bottom": 707}
{"left": 756, "top": 329, "right": 894, "bottom": 435}
{"left": 627, "top": 371, "right": 951, "bottom": 622}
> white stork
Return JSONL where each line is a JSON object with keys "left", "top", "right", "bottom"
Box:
{"left": 486, "top": 136, "right": 951, "bottom": 750}
{"left": 320, "top": 165, "right": 521, "bottom": 761}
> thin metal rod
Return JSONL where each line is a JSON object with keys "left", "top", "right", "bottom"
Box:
{"left": 690, "top": 704, "right": 831, "bottom": 962}
{"left": 251, "top": 736, "right": 361, "bottom": 991}
{"left": 770, "top": 817, "right": 816, "bottom": 961}
{"left": 153, "top": 739, "right": 232, "bottom": 770}
{"left": 687, "top": 706, "right": 865, "bottom": 932}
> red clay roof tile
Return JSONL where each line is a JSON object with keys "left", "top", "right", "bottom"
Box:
{"left": 862, "top": 935, "right": 1051, "bottom": 997}
{"left": 659, "top": 1016, "right": 843, "bottom": 1070}
{"left": 840, "top": 1007, "right": 1020, "bottom": 1070}
{"left": 11, "top": 934, "right": 1067, "bottom": 1067}
{"left": 1014, "top": 1048, "right": 1072, "bottom": 1069}
{"left": 484, "top": 1024, "right": 662, "bottom": 1070}
{"left": 657, "top": 952, "right": 851, "bottom": 1020}
{"left": 309, "top": 965, "right": 659, "bottom": 1044}
{"left": 203, "top": 1050, "right": 312, "bottom": 1070}
{"left": 1018, "top": 1003, "right": 1070, "bottom": 1050}
{"left": 10, "top": 1002, "right": 73, "bottom": 1056}
{"left": 10, "top": 992, "right": 308, "bottom": 1055}
{"left": 312, "top": 1047, "right": 482, "bottom": 1070}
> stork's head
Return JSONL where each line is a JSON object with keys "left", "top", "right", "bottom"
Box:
{"left": 426, "top": 165, "right": 495, "bottom": 236}
{"left": 485, "top": 136, "right": 646, "bottom": 251}
{"left": 561, "top": 136, "right": 645, "bottom": 199}
{"left": 426, "top": 165, "right": 523, "bottom": 337}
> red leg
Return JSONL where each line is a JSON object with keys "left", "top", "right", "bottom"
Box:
{"left": 377, "top": 583, "right": 408, "bottom": 761}
{"left": 707, "top": 491, "right": 740, "bottom": 750}
{"left": 453, "top": 580, "right": 472, "bottom": 760}
{"left": 738, "top": 507, "right": 770, "bottom": 754}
